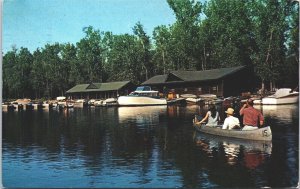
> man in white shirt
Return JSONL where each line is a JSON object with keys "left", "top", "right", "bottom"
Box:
{"left": 222, "top": 108, "right": 240, "bottom": 130}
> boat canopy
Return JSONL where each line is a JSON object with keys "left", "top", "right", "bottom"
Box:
{"left": 274, "top": 88, "right": 292, "bottom": 98}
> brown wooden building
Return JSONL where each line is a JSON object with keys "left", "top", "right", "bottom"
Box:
{"left": 142, "top": 66, "right": 253, "bottom": 97}
{"left": 66, "top": 81, "right": 136, "bottom": 99}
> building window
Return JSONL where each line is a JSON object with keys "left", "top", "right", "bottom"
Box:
{"left": 212, "top": 86, "right": 217, "bottom": 91}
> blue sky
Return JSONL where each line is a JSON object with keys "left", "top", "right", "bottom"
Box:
{"left": 3, "top": 0, "right": 177, "bottom": 53}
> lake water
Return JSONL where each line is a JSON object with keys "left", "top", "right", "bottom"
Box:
{"left": 2, "top": 104, "right": 299, "bottom": 188}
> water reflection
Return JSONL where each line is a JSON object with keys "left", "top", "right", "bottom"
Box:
{"left": 2, "top": 103, "right": 298, "bottom": 188}
{"left": 194, "top": 132, "right": 272, "bottom": 169}
{"left": 118, "top": 106, "right": 167, "bottom": 125}
{"left": 255, "top": 104, "right": 298, "bottom": 121}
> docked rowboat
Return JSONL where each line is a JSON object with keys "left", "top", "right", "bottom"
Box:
{"left": 199, "top": 94, "right": 217, "bottom": 99}
{"left": 193, "top": 124, "right": 272, "bottom": 141}
{"left": 186, "top": 97, "right": 202, "bottom": 104}
{"left": 180, "top": 94, "right": 197, "bottom": 98}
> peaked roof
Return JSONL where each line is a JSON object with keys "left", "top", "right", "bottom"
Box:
{"left": 66, "top": 81, "right": 132, "bottom": 93}
{"left": 142, "top": 66, "right": 246, "bottom": 85}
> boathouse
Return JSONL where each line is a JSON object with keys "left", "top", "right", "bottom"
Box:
{"left": 66, "top": 81, "right": 135, "bottom": 99}
{"left": 142, "top": 66, "right": 253, "bottom": 97}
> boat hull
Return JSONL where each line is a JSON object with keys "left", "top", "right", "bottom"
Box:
{"left": 186, "top": 98, "right": 202, "bottom": 104}
{"left": 118, "top": 96, "right": 167, "bottom": 106}
{"left": 193, "top": 124, "right": 272, "bottom": 141}
{"left": 261, "top": 95, "right": 298, "bottom": 105}
{"left": 255, "top": 89, "right": 299, "bottom": 105}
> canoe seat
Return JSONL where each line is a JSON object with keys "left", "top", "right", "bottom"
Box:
{"left": 231, "top": 127, "right": 242, "bottom": 131}
{"left": 231, "top": 125, "right": 241, "bottom": 130}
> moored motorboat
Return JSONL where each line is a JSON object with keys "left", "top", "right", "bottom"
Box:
{"left": 193, "top": 124, "right": 272, "bottom": 141}
{"left": 118, "top": 86, "right": 167, "bottom": 106}
{"left": 255, "top": 88, "right": 299, "bottom": 105}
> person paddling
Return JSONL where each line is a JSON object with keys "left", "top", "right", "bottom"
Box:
{"left": 195, "top": 105, "right": 220, "bottom": 127}
{"left": 222, "top": 108, "right": 240, "bottom": 130}
{"left": 239, "top": 98, "right": 264, "bottom": 130}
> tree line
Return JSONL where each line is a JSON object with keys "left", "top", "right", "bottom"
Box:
{"left": 3, "top": 0, "right": 299, "bottom": 99}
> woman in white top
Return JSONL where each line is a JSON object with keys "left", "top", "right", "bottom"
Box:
{"left": 222, "top": 108, "right": 240, "bottom": 130}
{"left": 196, "top": 105, "right": 220, "bottom": 126}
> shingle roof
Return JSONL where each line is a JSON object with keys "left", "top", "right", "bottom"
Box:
{"left": 141, "top": 75, "right": 168, "bottom": 85}
{"left": 142, "top": 66, "right": 245, "bottom": 85}
{"left": 66, "top": 81, "right": 132, "bottom": 93}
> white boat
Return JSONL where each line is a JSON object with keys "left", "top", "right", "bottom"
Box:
{"left": 76, "top": 99, "right": 85, "bottom": 103}
{"left": 57, "top": 96, "right": 67, "bottom": 106}
{"left": 66, "top": 103, "right": 74, "bottom": 108}
{"left": 258, "top": 88, "right": 299, "bottom": 105}
{"left": 88, "top": 99, "right": 96, "bottom": 106}
{"left": 56, "top": 96, "right": 66, "bottom": 101}
{"left": 185, "top": 97, "right": 202, "bottom": 104}
{"left": 117, "top": 86, "right": 167, "bottom": 106}
{"left": 94, "top": 100, "right": 103, "bottom": 106}
{"left": 103, "top": 98, "right": 118, "bottom": 106}
{"left": 199, "top": 94, "right": 217, "bottom": 99}
{"left": 180, "top": 94, "right": 197, "bottom": 98}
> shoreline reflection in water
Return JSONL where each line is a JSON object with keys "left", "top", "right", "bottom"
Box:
{"left": 118, "top": 106, "right": 167, "bottom": 125}
{"left": 193, "top": 131, "right": 272, "bottom": 169}
{"left": 2, "top": 103, "right": 298, "bottom": 188}
{"left": 255, "top": 104, "right": 298, "bottom": 121}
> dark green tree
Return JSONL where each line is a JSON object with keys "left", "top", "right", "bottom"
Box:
{"left": 153, "top": 25, "right": 173, "bottom": 74}
{"left": 133, "top": 22, "right": 152, "bottom": 80}
{"left": 77, "top": 26, "right": 103, "bottom": 83}
{"left": 16, "top": 47, "right": 33, "bottom": 97}
{"left": 61, "top": 43, "right": 78, "bottom": 90}
{"left": 43, "top": 43, "right": 63, "bottom": 97}
{"left": 167, "top": 0, "right": 203, "bottom": 70}
{"left": 106, "top": 34, "right": 142, "bottom": 84}
{"left": 3, "top": 48, "right": 18, "bottom": 98}
{"left": 280, "top": 1, "right": 299, "bottom": 88}
{"left": 202, "top": 0, "right": 253, "bottom": 69}
{"left": 250, "top": 0, "right": 288, "bottom": 91}
{"left": 31, "top": 49, "right": 45, "bottom": 99}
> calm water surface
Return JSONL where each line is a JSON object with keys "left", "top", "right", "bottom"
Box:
{"left": 2, "top": 104, "right": 299, "bottom": 188}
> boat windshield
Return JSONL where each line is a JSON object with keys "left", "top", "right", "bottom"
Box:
{"left": 129, "top": 91, "right": 159, "bottom": 97}
{"left": 135, "top": 86, "right": 152, "bottom": 91}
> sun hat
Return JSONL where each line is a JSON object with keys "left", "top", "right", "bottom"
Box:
{"left": 225, "top": 108, "right": 234, "bottom": 115}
